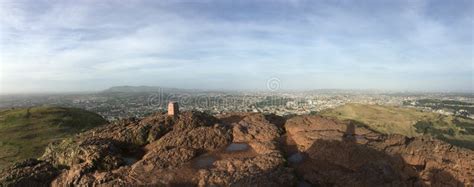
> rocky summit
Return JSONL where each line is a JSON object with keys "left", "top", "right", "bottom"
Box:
{"left": 1, "top": 111, "right": 473, "bottom": 186}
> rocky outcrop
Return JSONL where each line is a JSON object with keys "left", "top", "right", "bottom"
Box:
{"left": 285, "top": 115, "right": 474, "bottom": 186}
{"left": 122, "top": 146, "right": 198, "bottom": 185}
{"left": 40, "top": 112, "right": 176, "bottom": 186}
{"left": 79, "top": 113, "right": 175, "bottom": 145}
{"left": 151, "top": 125, "right": 232, "bottom": 152}
{"left": 199, "top": 113, "right": 296, "bottom": 186}
{"left": 174, "top": 111, "right": 220, "bottom": 130}
{"left": 230, "top": 113, "right": 284, "bottom": 155}
{"left": 198, "top": 152, "right": 295, "bottom": 186}
{"left": 0, "top": 159, "right": 59, "bottom": 187}
{"left": 285, "top": 115, "right": 381, "bottom": 150}
{"left": 41, "top": 138, "right": 126, "bottom": 170}
{"left": 232, "top": 113, "right": 283, "bottom": 142}
{"left": 2, "top": 112, "right": 473, "bottom": 186}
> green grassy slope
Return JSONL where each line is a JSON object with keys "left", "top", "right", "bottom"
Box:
{"left": 319, "top": 103, "right": 474, "bottom": 150}
{"left": 0, "top": 107, "right": 107, "bottom": 169}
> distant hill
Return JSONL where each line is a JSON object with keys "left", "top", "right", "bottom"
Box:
{"left": 103, "top": 86, "right": 165, "bottom": 93}
{"left": 102, "top": 86, "right": 196, "bottom": 93}
{"left": 0, "top": 107, "right": 107, "bottom": 170}
{"left": 319, "top": 103, "right": 474, "bottom": 149}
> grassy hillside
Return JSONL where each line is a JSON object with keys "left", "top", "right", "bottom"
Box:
{"left": 0, "top": 107, "right": 107, "bottom": 169}
{"left": 320, "top": 103, "right": 474, "bottom": 150}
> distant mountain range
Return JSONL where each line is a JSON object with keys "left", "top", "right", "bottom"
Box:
{"left": 102, "top": 86, "right": 192, "bottom": 93}
{"left": 101, "top": 86, "right": 474, "bottom": 95}
{"left": 102, "top": 86, "right": 239, "bottom": 94}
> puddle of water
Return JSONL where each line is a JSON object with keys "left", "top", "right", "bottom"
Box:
{"left": 225, "top": 143, "right": 249, "bottom": 152}
{"left": 123, "top": 157, "right": 138, "bottom": 165}
{"left": 194, "top": 156, "right": 216, "bottom": 169}
{"left": 288, "top": 152, "right": 303, "bottom": 163}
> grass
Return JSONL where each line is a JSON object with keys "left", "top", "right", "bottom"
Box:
{"left": 0, "top": 106, "right": 107, "bottom": 170}
{"left": 319, "top": 103, "right": 474, "bottom": 150}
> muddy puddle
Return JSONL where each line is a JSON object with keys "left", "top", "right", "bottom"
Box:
{"left": 123, "top": 157, "right": 138, "bottom": 165}
{"left": 288, "top": 152, "right": 304, "bottom": 163}
{"left": 192, "top": 154, "right": 218, "bottom": 169}
{"left": 225, "top": 143, "right": 249, "bottom": 152}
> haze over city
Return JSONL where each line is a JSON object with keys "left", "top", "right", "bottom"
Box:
{"left": 0, "top": 0, "right": 473, "bottom": 93}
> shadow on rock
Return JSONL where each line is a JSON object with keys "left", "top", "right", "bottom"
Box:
{"left": 219, "top": 115, "right": 245, "bottom": 125}
{"left": 264, "top": 114, "right": 288, "bottom": 130}
{"left": 294, "top": 125, "right": 463, "bottom": 186}
{"left": 426, "top": 168, "right": 464, "bottom": 186}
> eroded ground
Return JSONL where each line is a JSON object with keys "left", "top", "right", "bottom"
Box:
{"left": 1, "top": 111, "right": 473, "bottom": 186}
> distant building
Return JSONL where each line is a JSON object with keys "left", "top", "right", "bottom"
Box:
{"left": 168, "top": 101, "right": 179, "bottom": 116}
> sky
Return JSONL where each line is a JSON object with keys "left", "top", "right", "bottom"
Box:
{"left": 0, "top": 0, "right": 473, "bottom": 93}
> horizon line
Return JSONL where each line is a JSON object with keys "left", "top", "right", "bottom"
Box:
{"left": 1, "top": 85, "right": 473, "bottom": 95}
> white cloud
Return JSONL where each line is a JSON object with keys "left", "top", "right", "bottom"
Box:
{"left": 0, "top": 0, "right": 472, "bottom": 93}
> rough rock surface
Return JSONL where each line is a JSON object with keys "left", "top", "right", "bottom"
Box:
{"left": 79, "top": 113, "right": 175, "bottom": 145}
{"left": 41, "top": 138, "right": 126, "bottom": 170}
{"left": 126, "top": 147, "right": 197, "bottom": 185}
{"left": 228, "top": 113, "right": 285, "bottom": 155}
{"left": 198, "top": 152, "right": 295, "bottom": 186}
{"left": 2, "top": 112, "right": 473, "bottom": 186}
{"left": 232, "top": 113, "right": 283, "bottom": 142}
{"left": 199, "top": 113, "right": 296, "bottom": 186}
{"left": 0, "top": 159, "right": 59, "bottom": 187}
{"left": 174, "top": 111, "right": 220, "bottom": 130}
{"left": 285, "top": 115, "right": 474, "bottom": 186}
{"left": 151, "top": 125, "right": 232, "bottom": 152}
{"left": 40, "top": 112, "right": 176, "bottom": 186}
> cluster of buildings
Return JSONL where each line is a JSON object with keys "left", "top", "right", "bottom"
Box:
{"left": 0, "top": 91, "right": 472, "bottom": 121}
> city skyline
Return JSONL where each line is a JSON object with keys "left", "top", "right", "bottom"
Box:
{"left": 1, "top": 0, "right": 473, "bottom": 93}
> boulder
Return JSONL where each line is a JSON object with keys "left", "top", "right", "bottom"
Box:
{"left": 151, "top": 125, "right": 232, "bottom": 152}
{"left": 41, "top": 138, "right": 126, "bottom": 170}
{"left": 199, "top": 113, "right": 295, "bottom": 186}
{"left": 125, "top": 147, "right": 198, "bottom": 185}
{"left": 198, "top": 152, "right": 296, "bottom": 186}
{"left": 174, "top": 111, "right": 220, "bottom": 130}
{"left": 79, "top": 113, "right": 174, "bottom": 146}
{"left": 285, "top": 115, "right": 474, "bottom": 186}
{"left": 232, "top": 113, "right": 283, "bottom": 142}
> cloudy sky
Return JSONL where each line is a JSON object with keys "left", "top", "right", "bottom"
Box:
{"left": 0, "top": 0, "right": 472, "bottom": 93}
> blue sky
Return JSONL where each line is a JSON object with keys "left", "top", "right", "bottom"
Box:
{"left": 0, "top": 0, "right": 472, "bottom": 93}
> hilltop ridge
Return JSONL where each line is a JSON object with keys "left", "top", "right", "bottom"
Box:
{"left": 1, "top": 111, "right": 473, "bottom": 186}
{"left": 320, "top": 103, "right": 474, "bottom": 149}
{"left": 0, "top": 107, "right": 107, "bottom": 170}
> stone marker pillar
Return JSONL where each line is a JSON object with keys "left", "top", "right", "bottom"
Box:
{"left": 168, "top": 101, "right": 179, "bottom": 116}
